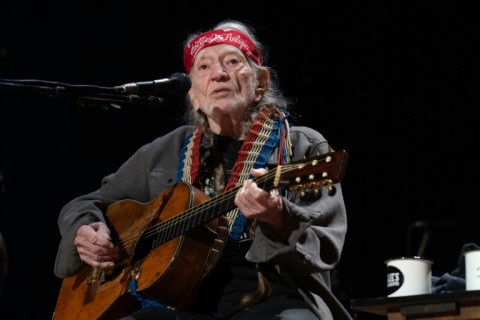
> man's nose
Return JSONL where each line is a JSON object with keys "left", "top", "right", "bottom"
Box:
{"left": 210, "top": 62, "right": 228, "bottom": 79}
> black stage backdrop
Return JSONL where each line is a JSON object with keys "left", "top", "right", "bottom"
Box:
{"left": 0, "top": 1, "right": 479, "bottom": 319}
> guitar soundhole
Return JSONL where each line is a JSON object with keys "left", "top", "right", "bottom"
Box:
{"left": 131, "top": 234, "right": 155, "bottom": 261}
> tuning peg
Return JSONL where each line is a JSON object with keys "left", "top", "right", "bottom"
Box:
{"left": 327, "top": 185, "right": 337, "bottom": 196}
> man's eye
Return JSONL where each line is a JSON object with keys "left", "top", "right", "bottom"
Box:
{"left": 225, "top": 59, "right": 240, "bottom": 68}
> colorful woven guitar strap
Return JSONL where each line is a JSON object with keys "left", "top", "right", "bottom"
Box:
{"left": 177, "top": 105, "right": 291, "bottom": 241}
{"left": 130, "top": 106, "right": 291, "bottom": 308}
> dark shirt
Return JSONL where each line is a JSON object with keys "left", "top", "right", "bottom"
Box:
{"left": 189, "top": 134, "right": 299, "bottom": 317}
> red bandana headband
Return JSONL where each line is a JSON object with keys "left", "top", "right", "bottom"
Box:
{"left": 183, "top": 29, "right": 262, "bottom": 74}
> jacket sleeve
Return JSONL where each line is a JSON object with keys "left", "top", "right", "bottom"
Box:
{"left": 53, "top": 146, "right": 153, "bottom": 278}
{"left": 54, "top": 126, "right": 190, "bottom": 278}
{"left": 245, "top": 126, "right": 348, "bottom": 273}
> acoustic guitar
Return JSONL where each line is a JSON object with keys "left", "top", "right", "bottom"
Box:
{"left": 53, "top": 149, "right": 349, "bottom": 320}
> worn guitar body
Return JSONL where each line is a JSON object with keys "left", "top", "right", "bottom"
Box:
{"left": 53, "top": 150, "right": 349, "bottom": 320}
{"left": 54, "top": 183, "right": 223, "bottom": 320}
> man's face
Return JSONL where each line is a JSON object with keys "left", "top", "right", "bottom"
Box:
{"left": 187, "top": 44, "right": 263, "bottom": 135}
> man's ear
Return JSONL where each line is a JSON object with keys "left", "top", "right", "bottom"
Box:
{"left": 254, "top": 68, "right": 270, "bottom": 102}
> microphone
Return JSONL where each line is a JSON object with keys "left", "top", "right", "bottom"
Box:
{"left": 114, "top": 72, "right": 191, "bottom": 96}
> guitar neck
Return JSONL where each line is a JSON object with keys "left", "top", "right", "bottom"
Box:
{"left": 138, "top": 149, "right": 348, "bottom": 252}
{"left": 148, "top": 171, "right": 276, "bottom": 247}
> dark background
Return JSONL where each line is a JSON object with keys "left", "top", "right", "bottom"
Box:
{"left": 0, "top": 1, "right": 479, "bottom": 319}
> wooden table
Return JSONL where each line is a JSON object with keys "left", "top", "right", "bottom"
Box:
{"left": 350, "top": 290, "right": 480, "bottom": 319}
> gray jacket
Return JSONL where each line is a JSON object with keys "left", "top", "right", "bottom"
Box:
{"left": 54, "top": 125, "right": 352, "bottom": 320}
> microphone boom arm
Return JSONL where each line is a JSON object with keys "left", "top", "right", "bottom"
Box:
{"left": 0, "top": 79, "right": 166, "bottom": 108}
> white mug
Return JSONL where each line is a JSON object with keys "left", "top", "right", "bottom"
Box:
{"left": 385, "top": 256, "right": 433, "bottom": 297}
{"left": 464, "top": 250, "right": 480, "bottom": 291}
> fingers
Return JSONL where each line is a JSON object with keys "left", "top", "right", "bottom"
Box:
{"left": 90, "top": 222, "right": 112, "bottom": 242}
{"left": 249, "top": 167, "right": 267, "bottom": 177}
{"left": 235, "top": 168, "right": 283, "bottom": 220}
{"left": 237, "top": 168, "right": 267, "bottom": 194}
{"left": 77, "top": 222, "right": 113, "bottom": 247}
{"left": 75, "top": 222, "right": 119, "bottom": 269}
{"left": 236, "top": 179, "right": 265, "bottom": 214}
{"left": 76, "top": 244, "right": 117, "bottom": 269}
{"left": 238, "top": 167, "right": 267, "bottom": 194}
{"left": 239, "top": 179, "right": 253, "bottom": 194}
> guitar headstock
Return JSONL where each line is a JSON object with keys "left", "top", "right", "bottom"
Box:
{"left": 273, "top": 149, "right": 349, "bottom": 196}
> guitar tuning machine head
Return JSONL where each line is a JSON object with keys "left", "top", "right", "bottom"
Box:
{"left": 327, "top": 185, "right": 337, "bottom": 197}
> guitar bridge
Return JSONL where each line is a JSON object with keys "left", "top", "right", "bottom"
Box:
{"left": 88, "top": 267, "right": 105, "bottom": 285}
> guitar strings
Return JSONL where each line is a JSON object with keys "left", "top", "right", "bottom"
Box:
{"left": 111, "top": 155, "right": 333, "bottom": 264}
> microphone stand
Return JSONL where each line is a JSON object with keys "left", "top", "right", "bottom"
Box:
{"left": 0, "top": 79, "right": 165, "bottom": 108}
